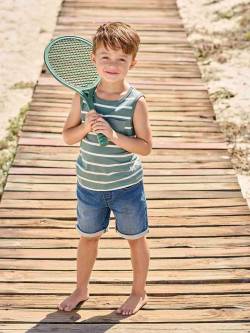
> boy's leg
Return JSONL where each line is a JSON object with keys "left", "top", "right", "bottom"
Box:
{"left": 116, "top": 235, "right": 150, "bottom": 315}
{"left": 58, "top": 235, "right": 101, "bottom": 311}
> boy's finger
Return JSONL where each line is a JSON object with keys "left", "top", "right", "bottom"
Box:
{"left": 88, "top": 114, "right": 98, "bottom": 121}
{"left": 96, "top": 117, "right": 104, "bottom": 122}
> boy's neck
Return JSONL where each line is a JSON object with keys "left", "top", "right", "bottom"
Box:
{"left": 96, "top": 80, "right": 130, "bottom": 94}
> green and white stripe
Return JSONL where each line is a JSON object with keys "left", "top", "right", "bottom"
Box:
{"left": 76, "top": 85, "right": 145, "bottom": 191}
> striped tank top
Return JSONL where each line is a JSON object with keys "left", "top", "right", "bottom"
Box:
{"left": 76, "top": 85, "right": 145, "bottom": 191}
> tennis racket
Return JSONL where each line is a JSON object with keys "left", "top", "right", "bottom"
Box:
{"left": 44, "top": 35, "right": 108, "bottom": 146}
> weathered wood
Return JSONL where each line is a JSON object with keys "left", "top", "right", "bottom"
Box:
{"left": 0, "top": 226, "right": 250, "bottom": 239}
{"left": 1, "top": 256, "right": 250, "bottom": 270}
{"left": 1, "top": 282, "right": 250, "bottom": 295}
{"left": 0, "top": 294, "right": 249, "bottom": 310}
{"left": 0, "top": 0, "right": 249, "bottom": 330}
{"left": 1, "top": 245, "right": 250, "bottom": 259}
{"left": 0, "top": 308, "right": 249, "bottom": 323}
{"left": 1, "top": 323, "right": 249, "bottom": 333}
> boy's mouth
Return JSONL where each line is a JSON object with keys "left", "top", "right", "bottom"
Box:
{"left": 105, "top": 71, "right": 119, "bottom": 75}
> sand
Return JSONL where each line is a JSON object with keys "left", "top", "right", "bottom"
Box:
{"left": 0, "top": 0, "right": 62, "bottom": 139}
{"left": 177, "top": 0, "right": 250, "bottom": 124}
{"left": 177, "top": 0, "right": 250, "bottom": 205}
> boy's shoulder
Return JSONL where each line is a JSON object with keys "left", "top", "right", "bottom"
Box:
{"left": 129, "top": 85, "right": 143, "bottom": 96}
{"left": 130, "top": 85, "right": 145, "bottom": 102}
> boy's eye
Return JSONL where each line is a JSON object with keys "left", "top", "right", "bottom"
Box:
{"left": 102, "top": 57, "right": 125, "bottom": 61}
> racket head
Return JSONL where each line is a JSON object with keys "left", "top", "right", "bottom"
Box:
{"left": 44, "top": 35, "right": 100, "bottom": 96}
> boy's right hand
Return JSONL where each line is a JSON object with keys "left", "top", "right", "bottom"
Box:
{"left": 84, "top": 110, "right": 99, "bottom": 133}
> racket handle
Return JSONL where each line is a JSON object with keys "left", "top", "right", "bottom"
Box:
{"left": 85, "top": 87, "right": 108, "bottom": 146}
{"left": 97, "top": 133, "right": 109, "bottom": 146}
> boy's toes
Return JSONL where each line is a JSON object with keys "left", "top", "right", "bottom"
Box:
{"left": 125, "top": 309, "right": 133, "bottom": 315}
{"left": 64, "top": 305, "right": 72, "bottom": 311}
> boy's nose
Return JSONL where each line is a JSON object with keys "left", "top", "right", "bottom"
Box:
{"left": 107, "top": 59, "right": 120, "bottom": 67}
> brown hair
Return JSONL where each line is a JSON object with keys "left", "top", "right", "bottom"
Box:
{"left": 92, "top": 22, "right": 140, "bottom": 59}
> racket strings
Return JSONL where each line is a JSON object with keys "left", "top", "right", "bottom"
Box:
{"left": 47, "top": 38, "right": 98, "bottom": 89}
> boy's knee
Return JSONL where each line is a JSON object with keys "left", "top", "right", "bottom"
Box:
{"left": 80, "top": 235, "right": 101, "bottom": 241}
{"left": 127, "top": 235, "right": 145, "bottom": 244}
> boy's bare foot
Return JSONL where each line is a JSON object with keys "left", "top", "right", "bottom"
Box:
{"left": 116, "top": 291, "right": 148, "bottom": 316}
{"left": 57, "top": 287, "right": 89, "bottom": 312}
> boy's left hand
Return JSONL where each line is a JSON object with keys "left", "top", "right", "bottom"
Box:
{"left": 92, "top": 116, "right": 116, "bottom": 141}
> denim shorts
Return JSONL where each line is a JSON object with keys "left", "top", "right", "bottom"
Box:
{"left": 76, "top": 180, "right": 149, "bottom": 240}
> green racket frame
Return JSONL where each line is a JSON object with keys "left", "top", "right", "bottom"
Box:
{"left": 44, "top": 35, "right": 108, "bottom": 146}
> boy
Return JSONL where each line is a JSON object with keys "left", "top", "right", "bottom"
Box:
{"left": 58, "top": 22, "right": 152, "bottom": 316}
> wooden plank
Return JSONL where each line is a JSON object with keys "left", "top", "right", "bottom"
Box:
{"left": 4, "top": 183, "right": 242, "bottom": 192}
{"left": 1, "top": 215, "right": 249, "bottom": 227}
{"left": 0, "top": 225, "right": 250, "bottom": 238}
{"left": 1, "top": 294, "right": 249, "bottom": 310}
{"left": 0, "top": 198, "right": 247, "bottom": 209}
{"left": 1, "top": 256, "right": 249, "bottom": 270}
{"left": 0, "top": 0, "right": 249, "bottom": 330}
{"left": 7, "top": 166, "right": 238, "bottom": 175}
{"left": 1, "top": 323, "right": 249, "bottom": 333}
{"left": 0, "top": 308, "right": 249, "bottom": 323}
{"left": 10, "top": 159, "right": 235, "bottom": 169}
{"left": 5, "top": 175, "right": 240, "bottom": 184}
{"left": 1, "top": 282, "right": 250, "bottom": 295}
{"left": 1, "top": 246, "right": 249, "bottom": 259}
{"left": 18, "top": 136, "right": 230, "bottom": 147}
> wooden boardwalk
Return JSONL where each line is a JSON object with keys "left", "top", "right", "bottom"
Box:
{"left": 1, "top": 0, "right": 250, "bottom": 331}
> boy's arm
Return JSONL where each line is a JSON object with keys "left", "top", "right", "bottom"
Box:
{"left": 62, "top": 93, "right": 89, "bottom": 145}
{"left": 110, "top": 97, "right": 152, "bottom": 156}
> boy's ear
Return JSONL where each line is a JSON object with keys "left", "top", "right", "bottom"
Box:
{"left": 91, "top": 53, "right": 96, "bottom": 64}
{"left": 129, "top": 58, "right": 137, "bottom": 69}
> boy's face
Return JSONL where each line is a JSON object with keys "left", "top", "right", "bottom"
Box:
{"left": 91, "top": 43, "right": 137, "bottom": 83}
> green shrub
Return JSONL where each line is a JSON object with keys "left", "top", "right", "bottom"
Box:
{"left": 0, "top": 103, "right": 30, "bottom": 198}
{"left": 244, "top": 31, "right": 250, "bottom": 40}
{"left": 10, "top": 81, "right": 35, "bottom": 89}
{"left": 216, "top": 9, "right": 234, "bottom": 19}
{"left": 210, "top": 87, "right": 235, "bottom": 102}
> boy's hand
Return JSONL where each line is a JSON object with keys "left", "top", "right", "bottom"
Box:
{"left": 84, "top": 110, "right": 99, "bottom": 133}
{"left": 92, "top": 116, "right": 116, "bottom": 141}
